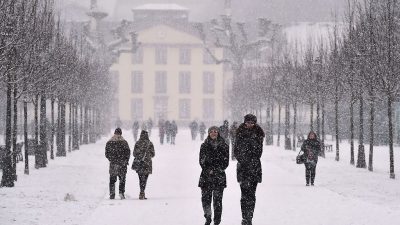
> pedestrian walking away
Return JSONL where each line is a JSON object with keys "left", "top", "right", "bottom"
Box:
{"left": 170, "top": 121, "right": 178, "bottom": 145}
{"left": 199, "top": 122, "right": 207, "bottom": 141}
{"left": 219, "top": 120, "right": 230, "bottom": 146}
{"left": 105, "top": 128, "right": 131, "bottom": 200}
{"left": 132, "top": 121, "right": 139, "bottom": 142}
{"left": 229, "top": 121, "right": 238, "bottom": 160}
{"left": 301, "top": 131, "right": 321, "bottom": 186}
{"left": 198, "top": 126, "right": 229, "bottom": 225}
{"left": 132, "top": 130, "right": 155, "bottom": 200}
{"left": 234, "top": 114, "right": 265, "bottom": 225}
{"left": 158, "top": 119, "right": 165, "bottom": 145}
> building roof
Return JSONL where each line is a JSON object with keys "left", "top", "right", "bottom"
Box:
{"left": 133, "top": 4, "right": 188, "bottom": 11}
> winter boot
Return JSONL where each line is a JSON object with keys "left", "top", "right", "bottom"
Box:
{"left": 110, "top": 194, "right": 115, "bottom": 199}
{"left": 241, "top": 219, "right": 252, "bottom": 225}
{"left": 139, "top": 192, "right": 147, "bottom": 200}
{"left": 119, "top": 193, "right": 125, "bottom": 200}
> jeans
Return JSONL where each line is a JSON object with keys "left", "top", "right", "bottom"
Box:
{"left": 201, "top": 187, "right": 224, "bottom": 224}
{"left": 110, "top": 174, "right": 126, "bottom": 195}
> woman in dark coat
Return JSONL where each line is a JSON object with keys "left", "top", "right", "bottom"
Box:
{"left": 300, "top": 131, "right": 320, "bottom": 186}
{"left": 198, "top": 126, "right": 229, "bottom": 225}
{"left": 234, "top": 114, "right": 265, "bottom": 225}
{"left": 133, "top": 130, "right": 155, "bottom": 200}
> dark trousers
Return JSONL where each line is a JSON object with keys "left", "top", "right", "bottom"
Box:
{"left": 138, "top": 174, "right": 149, "bottom": 192}
{"left": 305, "top": 163, "right": 317, "bottom": 184}
{"left": 201, "top": 187, "right": 224, "bottom": 225}
{"left": 109, "top": 174, "right": 126, "bottom": 195}
{"left": 171, "top": 135, "right": 176, "bottom": 144}
{"left": 240, "top": 182, "right": 258, "bottom": 224}
{"left": 160, "top": 133, "right": 164, "bottom": 144}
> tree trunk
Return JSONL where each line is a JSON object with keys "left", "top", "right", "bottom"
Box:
{"left": 83, "top": 106, "right": 89, "bottom": 144}
{"left": 1, "top": 72, "right": 15, "bottom": 187}
{"left": 310, "top": 102, "right": 314, "bottom": 131}
{"left": 335, "top": 78, "right": 340, "bottom": 161}
{"left": 277, "top": 103, "right": 281, "bottom": 147}
{"left": 50, "top": 98, "right": 54, "bottom": 159}
{"left": 388, "top": 95, "right": 395, "bottom": 179}
{"left": 12, "top": 82, "right": 18, "bottom": 181}
{"left": 357, "top": 94, "right": 366, "bottom": 168}
{"left": 284, "top": 102, "right": 291, "bottom": 150}
{"left": 317, "top": 101, "right": 320, "bottom": 138}
{"left": 68, "top": 102, "right": 72, "bottom": 152}
{"left": 24, "top": 101, "right": 29, "bottom": 175}
{"left": 56, "top": 99, "right": 66, "bottom": 157}
{"left": 350, "top": 95, "right": 355, "bottom": 165}
{"left": 80, "top": 104, "right": 83, "bottom": 144}
{"left": 321, "top": 100, "right": 325, "bottom": 158}
{"left": 34, "top": 95, "right": 39, "bottom": 168}
{"left": 293, "top": 102, "right": 297, "bottom": 151}
{"left": 271, "top": 103, "right": 274, "bottom": 145}
{"left": 39, "top": 93, "right": 47, "bottom": 168}
{"left": 368, "top": 91, "right": 374, "bottom": 171}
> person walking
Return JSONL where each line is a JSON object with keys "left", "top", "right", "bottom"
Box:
{"left": 165, "top": 120, "right": 171, "bottom": 144}
{"left": 198, "top": 126, "right": 229, "bottom": 225}
{"left": 300, "top": 131, "right": 321, "bottom": 186}
{"left": 199, "top": 122, "right": 206, "bottom": 141}
{"left": 189, "top": 120, "right": 199, "bottom": 141}
{"left": 105, "top": 128, "right": 130, "bottom": 200}
{"left": 234, "top": 114, "right": 265, "bottom": 225}
{"left": 219, "top": 120, "right": 230, "bottom": 146}
{"left": 147, "top": 118, "right": 153, "bottom": 136}
{"left": 132, "top": 130, "right": 155, "bottom": 200}
{"left": 170, "top": 121, "right": 178, "bottom": 145}
{"left": 132, "top": 121, "right": 139, "bottom": 142}
{"left": 229, "top": 121, "right": 238, "bottom": 160}
{"left": 158, "top": 119, "right": 165, "bottom": 145}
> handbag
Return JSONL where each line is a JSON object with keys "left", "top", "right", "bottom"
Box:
{"left": 296, "top": 150, "right": 306, "bottom": 164}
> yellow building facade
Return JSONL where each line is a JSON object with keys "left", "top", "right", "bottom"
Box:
{"left": 110, "top": 24, "right": 225, "bottom": 126}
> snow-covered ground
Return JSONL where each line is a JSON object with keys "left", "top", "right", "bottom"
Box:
{"left": 1, "top": 128, "right": 400, "bottom": 225}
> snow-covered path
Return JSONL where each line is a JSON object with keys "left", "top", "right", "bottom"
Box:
{"left": 1, "top": 129, "right": 400, "bottom": 225}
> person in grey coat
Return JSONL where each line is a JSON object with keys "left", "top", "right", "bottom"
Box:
{"left": 105, "top": 128, "right": 130, "bottom": 200}
{"left": 133, "top": 130, "right": 155, "bottom": 200}
{"left": 234, "top": 114, "right": 265, "bottom": 225}
{"left": 198, "top": 126, "right": 229, "bottom": 225}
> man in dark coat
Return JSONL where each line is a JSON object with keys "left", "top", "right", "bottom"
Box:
{"left": 301, "top": 131, "right": 321, "bottom": 186}
{"left": 234, "top": 114, "right": 265, "bottom": 225}
{"left": 199, "top": 126, "right": 229, "bottom": 225}
{"left": 105, "top": 128, "right": 130, "bottom": 200}
{"left": 199, "top": 122, "right": 207, "bottom": 141}
{"left": 170, "top": 121, "right": 178, "bottom": 145}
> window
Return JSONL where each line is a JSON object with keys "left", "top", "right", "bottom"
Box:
{"left": 132, "top": 47, "right": 143, "bottom": 64}
{"left": 154, "top": 97, "right": 168, "bottom": 121}
{"left": 179, "top": 71, "right": 191, "bottom": 94}
{"left": 179, "top": 99, "right": 191, "bottom": 119}
{"left": 179, "top": 48, "right": 191, "bottom": 64}
{"left": 155, "top": 46, "right": 167, "bottom": 64}
{"left": 131, "top": 71, "right": 143, "bottom": 93}
{"left": 203, "top": 48, "right": 215, "bottom": 64}
{"left": 203, "top": 71, "right": 215, "bottom": 94}
{"left": 131, "top": 98, "right": 143, "bottom": 120}
{"left": 203, "top": 99, "right": 215, "bottom": 120}
{"left": 155, "top": 71, "right": 167, "bottom": 93}
{"left": 110, "top": 71, "right": 119, "bottom": 90}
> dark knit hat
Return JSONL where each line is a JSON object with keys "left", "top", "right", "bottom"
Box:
{"left": 208, "top": 126, "right": 219, "bottom": 134}
{"left": 114, "top": 128, "right": 122, "bottom": 135}
{"left": 244, "top": 114, "right": 257, "bottom": 124}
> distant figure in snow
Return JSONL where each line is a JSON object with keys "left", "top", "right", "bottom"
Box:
{"left": 147, "top": 118, "right": 153, "bottom": 137}
{"left": 229, "top": 121, "right": 238, "bottom": 160}
{"left": 199, "top": 122, "right": 207, "bottom": 141}
{"left": 165, "top": 120, "right": 171, "bottom": 144}
{"left": 158, "top": 119, "right": 165, "bottom": 145}
{"left": 189, "top": 120, "right": 199, "bottom": 141}
{"left": 219, "top": 120, "right": 230, "bottom": 146}
{"left": 105, "top": 128, "right": 130, "bottom": 200}
{"left": 170, "top": 121, "right": 178, "bottom": 145}
{"left": 300, "top": 131, "right": 321, "bottom": 186}
{"left": 132, "top": 120, "right": 139, "bottom": 142}
{"left": 198, "top": 126, "right": 229, "bottom": 225}
{"left": 234, "top": 114, "right": 265, "bottom": 225}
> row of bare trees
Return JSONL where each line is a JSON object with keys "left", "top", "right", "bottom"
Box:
{"left": 0, "top": 0, "right": 114, "bottom": 187}
{"left": 239, "top": 0, "right": 399, "bottom": 179}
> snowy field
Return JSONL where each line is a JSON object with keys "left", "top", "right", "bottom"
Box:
{"left": 1, "top": 128, "right": 400, "bottom": 225}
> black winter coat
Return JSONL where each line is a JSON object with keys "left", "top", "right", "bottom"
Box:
{"left": 234, "top": 123, "right": 265, "bottom": 183}
{"left": 198, "top": 136, "right": 229, "bottom": 188}
{"left": 301, "top": 139, "right": 320, "bottom": 164}
{"left": 105, "top": 135, "right": 131, "bottom": 175}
